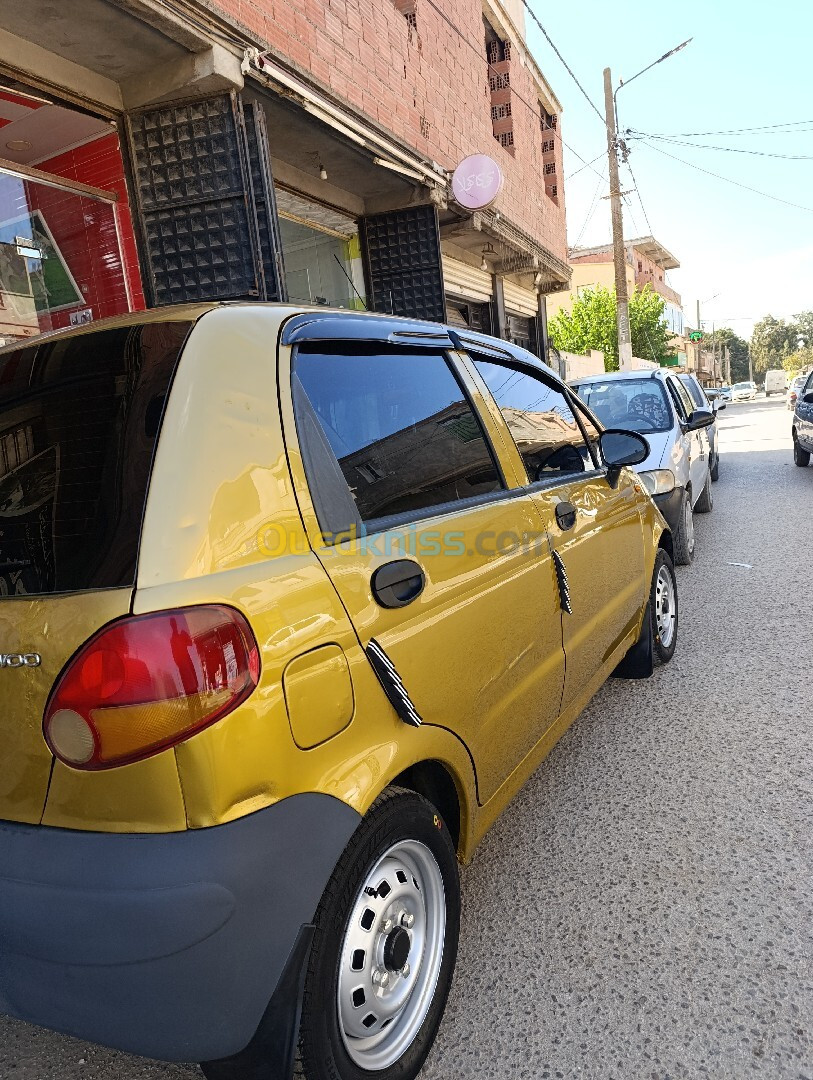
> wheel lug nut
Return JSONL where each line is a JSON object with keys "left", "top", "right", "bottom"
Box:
{"left": 381, "top": 918, "right": 393, "bottom": 934}
{"left": 372, "top": 968, "right": 390, "bottom": 988}
{"left": 401, "top": 962, "right": 411, "bottom": 977}
{"left": 400, "top": 911, "right": 415, "bottom": 929}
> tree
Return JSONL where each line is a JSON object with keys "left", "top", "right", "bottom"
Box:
{"left": 794, "top": 310, "right": 813, "bottom": 348}
{"left": 750, "top": 315, "right": 799, "bottom": 375}
{"left": 705, "top": 327, "right": 750, "bottom": 383}
{"left": 548, "top": 284, "right": 676, "bottom": 371}
{"left": 783, "top": 345, "right": 813, "bottom": 375}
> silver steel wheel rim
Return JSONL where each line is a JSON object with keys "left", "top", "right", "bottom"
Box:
{"left": 684, "top": 497, "right": 695, "bottom": 553}
{"left": 655, "top": 565, "right": 676, "bottom": 648}
{"left": 338, "top": 839, "right": 446, "bottom": 1071}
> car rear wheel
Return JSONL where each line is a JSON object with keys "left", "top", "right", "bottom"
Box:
{"left": 694, "top": 472, "right": 713, "bottom": 513}
{"left": 652, "top": 550, "right": 678, "bottom": 664}
{"left": 673, "top": 489, "right": 695, "bottom": 565}
{"left": 793, "top": 436, "right": 810, "bottom": 467}
{"left": 295, "top": 787, "right": 460, "bottom": 1080}
{"left": 710, "top": 452, "right": 719, "bottom": 481}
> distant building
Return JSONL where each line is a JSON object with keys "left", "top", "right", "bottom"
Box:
{"left": 546, "top": 236, "right": 715, "bottom": 378}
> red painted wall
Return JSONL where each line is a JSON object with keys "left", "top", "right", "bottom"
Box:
{"left": 30, "top": 132, "right": 145, "bottom": 332}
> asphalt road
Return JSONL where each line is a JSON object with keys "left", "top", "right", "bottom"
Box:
{"left": 2, "top": 396, "right": 811, "bottom": 1080}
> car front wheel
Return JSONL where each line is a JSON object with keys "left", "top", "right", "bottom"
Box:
{"left": 295, "top": 787, "right": 460, "bottom": 1080}
{"left": 793, "top": 436, "right": 810, "bottom": 467}
{"left": 652, "top": 549, "right": 678, "bottom": 663}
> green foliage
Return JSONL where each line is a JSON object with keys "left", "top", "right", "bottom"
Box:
{"left": 750, "top": 315, "right": 799, "bottom": 375}
{"left": 783, "top": 345, "right": 813, "bottom": 375}
{"left": 705, "top": 327, "right": 750, "bottom": 383}
{"left": 794, "top": 310, "right": 813, "bottom": 347}
{"left": 548, "top": 284, "right": 676, "bottom": 371}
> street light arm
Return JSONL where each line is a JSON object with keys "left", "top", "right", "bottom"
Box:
{"left": 613, "top": 38, "right": 693, "bottom": 105}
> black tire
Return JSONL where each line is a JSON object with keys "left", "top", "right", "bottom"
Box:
{"left": 694, "top": 471, "right": 713, "bottom": 513}
{"left": 793, "top": 436, "right": 810, "bottom": 467}
{"left": 710, "top": 452, "right": 719, "bottom": 481}
{"left": 294, "top": 787, "right": 460, "bottom": 1080}
{"left": 651, "top": 549, "right": 678, "bottom": 664}
{"left": 673, "top": 489, "right": 695, "bottom": 565}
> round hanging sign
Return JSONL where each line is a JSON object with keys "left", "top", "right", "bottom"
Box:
{"left": 451, "top": 154, "right": 504, "bottom": 210}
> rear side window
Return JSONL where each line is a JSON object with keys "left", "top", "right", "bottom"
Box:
{"left": 0, "top": 321, "right": 191, "bottom": 597}
{"left": 293, "top": 348, "right": 502, "bottom": 534}
{"left": 679, "top": 376, "right": 706, "bottom": 409}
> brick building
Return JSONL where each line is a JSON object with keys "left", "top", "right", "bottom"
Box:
{"left": 0, "top": 0, "right": 570, "bottom": 354}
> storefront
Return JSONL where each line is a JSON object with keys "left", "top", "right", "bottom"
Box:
{"left": 0, "top": 82, "right": 143, "bottom": 344}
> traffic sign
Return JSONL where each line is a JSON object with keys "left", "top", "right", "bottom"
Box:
{"left": 689, "top": 331, "right": 703, "bottom": 342}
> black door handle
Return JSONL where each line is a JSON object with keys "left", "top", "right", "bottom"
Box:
{"left": 371, "top": 560, "right": 426, "bottom": 609}
{"left": 555, "top": 500, "right": 577, "bottom": 530}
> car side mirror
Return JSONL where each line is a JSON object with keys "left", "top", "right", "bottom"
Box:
{"left": 686, "top": 407, "right": 715, "bottom": 431}
{"left": 714, "top": 401, "right": 726, "bottom": 412}
{"left": 599, "top": 429, "right": 650, "bottom": 487}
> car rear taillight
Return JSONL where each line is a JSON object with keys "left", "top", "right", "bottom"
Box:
{"left": 43, "top": 605, "right": 260, "bottom": 770}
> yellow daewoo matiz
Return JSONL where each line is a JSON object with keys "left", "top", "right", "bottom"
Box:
{"left": 0, "top": 304, "right": 677, "bottom": 1080}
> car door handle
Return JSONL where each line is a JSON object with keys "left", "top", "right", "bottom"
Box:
{"left": 371, "top": 560, "right": 426, "bottom": 609}
{"left": 555, "top": 501, "right": 577, "bottom": 530}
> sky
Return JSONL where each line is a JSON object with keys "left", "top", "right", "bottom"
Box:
{"left": 521, "top": 0, "right": 813, "bottom": 341}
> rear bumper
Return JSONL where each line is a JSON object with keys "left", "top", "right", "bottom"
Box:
{"left": 0, "top": 794, "right": 360, "bottom": 1063}
{"left": 653, "top": 485, "right": 684, "bottom": 532}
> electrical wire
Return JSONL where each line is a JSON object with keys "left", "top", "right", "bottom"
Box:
{"left": 642, "top": 120, "right": 813, "bottom": 138}
{"left": 517, "top": 0, "right": 606, "bottom": 126}
{"left": 623, "top": 159, "right": 654, "bottom": 236}
{"left": 420, "top": 0, "right": 605, "bottom": 181}
{"left": 565, "top": 150, "right": 606, "bottom": 181}
{"left": 630, "top": 132, "right": 813, "bottom": 161}
{"left": 637, "top": 138, "right": 813, "bottom": 214}
{"left": 570, "top": 165, "right": 607, "bottom": 250}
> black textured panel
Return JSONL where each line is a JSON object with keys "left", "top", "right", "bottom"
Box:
{"left": 242, "top": 101, "right": 285, "bottom": 302}
{"left": 361, "top": 206, "right": 446, "bottom": 322}
{"left": 127, "top": 94, "right": 265, "bottom": 304}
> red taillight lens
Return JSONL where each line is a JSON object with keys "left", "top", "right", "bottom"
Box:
{"left": 43, "top": 605, "right": 261, "bottom": 770}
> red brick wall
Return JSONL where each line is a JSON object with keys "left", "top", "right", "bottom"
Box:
{"left": 32, "top": 132, "right": 145, "bottom": 331}
{"left": 213, "top": 0, "right": 567, "bottom": 261}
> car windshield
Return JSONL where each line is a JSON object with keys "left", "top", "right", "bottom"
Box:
{"left": 574, "top": 378, "right": 672, "bottom": 434}
{"left": 733, "top": 382, "right": 750, "bottom": 390}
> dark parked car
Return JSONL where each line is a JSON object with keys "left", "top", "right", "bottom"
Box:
{"left": 792, "top": 369, "right": 813, "bottom": 466}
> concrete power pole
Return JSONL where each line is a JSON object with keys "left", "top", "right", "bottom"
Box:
{"left": 603, "top": 68, "right": 633, "bottom": 371}
{"left": 725, "top": 347, "right": 731, "bottom": 384}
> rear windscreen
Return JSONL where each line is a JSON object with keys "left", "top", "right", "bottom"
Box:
{"left": 0, "top": 321, "right": 192, "bottom": 596}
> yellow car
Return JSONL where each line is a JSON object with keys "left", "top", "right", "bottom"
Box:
{"left": 0, "top": 304, "right": 676, "bottom": 1080}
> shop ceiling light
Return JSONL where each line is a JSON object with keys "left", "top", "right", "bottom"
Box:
{"left": 6, "top": 139, "right": 32, "bottom": 152}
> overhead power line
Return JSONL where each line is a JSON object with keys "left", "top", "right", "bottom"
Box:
{"left": 420, "top": 0, "right": 605, "bottom": 181}
{"left": 565, "top": 150, "right": 605, "bottom": 180}
{"left": 638, "top": 138, "right": 813, "bottom": 214}
{"left": 642, "top": 119, "right": 813, "bottom": 138}
{"left": 629, "top": 131, "right": 813, "bottom": 161}
{"left": 518, "top": 0, "right": 606, "bottom": 126}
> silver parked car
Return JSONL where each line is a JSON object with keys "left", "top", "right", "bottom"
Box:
{"left": 571, "top": 369, "right": 715, "bottom": 565}
{"left": 678, "top": 372, "right": 725, "bottom": 481}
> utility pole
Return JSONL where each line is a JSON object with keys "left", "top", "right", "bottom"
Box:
{"left": 725, "top": 346, "right": 731, "bottom": 385}
{"left": 603, "top": 67, "right": 633, "bottom": 371}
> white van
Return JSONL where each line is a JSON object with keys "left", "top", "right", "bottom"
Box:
{"left": 765, "top": 370, "right": 787, "bottom": 397}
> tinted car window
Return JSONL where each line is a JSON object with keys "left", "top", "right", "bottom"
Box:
{"left": 668, "top": 377, "right": 696, "bottom": 420}
{"left": 0, "top": 322, "right": 191, "bottom": 597}
{"left": 575, "top": 377, "right": 673, "bottom": 434}
{"left": 679, "top": 375, "right": 706, "bottom": 409}
{"left": 294, "top": 349, "right": 502, "bottom": 531}
{"left": 474, "top": 360, "right": 593, "bottom": 481}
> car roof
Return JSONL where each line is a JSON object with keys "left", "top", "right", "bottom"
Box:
{"left": 0, "top": 302, "right": 554, "bottom": 380}
{"left": 570, "top": 369, "right": 664, "bottom": 386}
